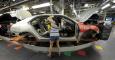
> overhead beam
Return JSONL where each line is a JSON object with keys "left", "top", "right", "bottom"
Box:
{"left": 0, "top": 0, "right": 30, "bottom": 12}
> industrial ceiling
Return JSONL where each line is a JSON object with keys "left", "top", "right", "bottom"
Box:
{"left": 0, "top": 0, "right": 114, "bottom": 17}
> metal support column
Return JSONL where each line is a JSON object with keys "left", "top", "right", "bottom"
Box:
{"left": 104, "top": 11, "right": 107, "bottom": 21}
{"left": 72, "top": 0, "right": 78, "bottom": 19}
{"left": 50, "top": 0, "right": 53, "bottom": 14}
{"left": 60, "top": 0, "right": 64, "bottom": 15}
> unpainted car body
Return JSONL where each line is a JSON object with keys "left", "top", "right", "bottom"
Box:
{"left": 9, "top": 14, "right": 101, "bottom": 52}
{"left": 10, "top": 14, "right": 79, "bottom": 41}
{"left": 9, "top": 7, "right": 105, "bottom": 52}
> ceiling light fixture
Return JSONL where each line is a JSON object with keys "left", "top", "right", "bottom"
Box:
{"left": 101, "top": 3, "right": 110, "bottom": 10}
{"left": 12, "top": 0, "right": 15, "bottom": 1}
{"left": 112, "top": 0, "right": 115, "bottom": 3}
{"left": 32, "top": 2, "right": 52, "bottom": 9}
{"left": 111, "top": 5, "right": 115, "bottom": 8}
{"left": 84, "top": 4, "right": 89, "bottom": 7}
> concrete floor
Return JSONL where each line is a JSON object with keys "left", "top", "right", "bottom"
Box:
{"left": 0, "top": 41, "right": 101, "bottom": 60}
{"left": 99, "top": 26, "right": 115, "bottom": 60}
{"left": 0, "top": 26, "right": 115, "bottom": 60}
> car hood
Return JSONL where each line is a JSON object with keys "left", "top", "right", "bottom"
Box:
{"left": 77, "top": 7, "right": 100, "bottom": 22}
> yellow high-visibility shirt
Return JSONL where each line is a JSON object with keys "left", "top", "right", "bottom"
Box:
{"left": 48, "top": 24, "right": 51, "bottom": 31}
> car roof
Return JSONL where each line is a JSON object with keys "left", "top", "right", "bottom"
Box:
{"left": 21, "top": 14, "right": 76, "bottom": 23}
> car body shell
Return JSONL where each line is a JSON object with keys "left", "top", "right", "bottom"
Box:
{"left": 10, "top": 14, "right": 79, "bottom": 42}
{"left": 9, "top": 13, "right": 101, "bottom": 52}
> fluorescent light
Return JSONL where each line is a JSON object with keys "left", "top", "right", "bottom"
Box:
{"left": 101, "top": 3, "right": 110, "bottom": 10}
{"left": 111, "top": 5, "right": 115, "bottom": 8}
{"left": 84, "top": 4, "right": 89, "bottom": 7}
{"left": 12, "top": 0, "right": 15, "bottom": 1}
{"left": 40, "top": 11, "right": 45, "bottom": 13}
{"left": 112, "top": 0, "right": 115, "bottom": 3}
{"left": 32, "top": 2, "right": 52, "bottom": 9}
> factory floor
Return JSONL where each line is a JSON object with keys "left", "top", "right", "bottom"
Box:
{"left": 0, "top": 40, "right": 101, "bottom": 60}
{"left": 0, "top": 26, "right": 115, "bottom": 60}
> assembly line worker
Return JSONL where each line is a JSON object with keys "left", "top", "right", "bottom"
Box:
{"left": 45, "top": 19, "right": 51, "bottom": 31}
{"left": 47, "top": 16, "right": 60, "bottom": 57}
{"left": 7, "top": 35, "right": 25, "bottom": 50}
{"left": 77, "top": 21, "right": 99, "bottom": 43}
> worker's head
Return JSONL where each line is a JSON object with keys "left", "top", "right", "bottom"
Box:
{"left": 47, "top": 16, "right": 54, "bottom": 21}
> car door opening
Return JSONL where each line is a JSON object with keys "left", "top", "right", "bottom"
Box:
{"left": 30, "top": 15, "right": 76, "bottom": 38}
